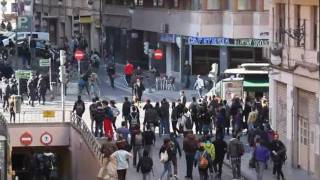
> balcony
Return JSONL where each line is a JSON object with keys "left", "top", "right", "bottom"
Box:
{"left": 103, "top": 5, "right": 269, "bottom": 39}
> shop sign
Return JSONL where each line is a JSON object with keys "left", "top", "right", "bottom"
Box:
{"left": 160, "top": 33, "right": 176, "bottom": 43}
{"left": 187, "top": 36, "right": 269, "bottom": 47}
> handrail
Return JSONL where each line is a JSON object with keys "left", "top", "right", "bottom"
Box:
{"left": 0, "top": 113, "right": 10, "bottom": 180}
{"left": 0, "top": 113, "right": 10, "bottom": 143}
{"left": 69, "top": 113, "right": 104, "bottom": 165}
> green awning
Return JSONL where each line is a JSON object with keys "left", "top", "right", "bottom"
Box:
{"left": 243, "top": 77, "right": 269, "bottom": 92}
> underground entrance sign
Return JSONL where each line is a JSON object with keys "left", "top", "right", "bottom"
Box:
{"left": 20, "top": 132, "right": 33, "bottom": 146}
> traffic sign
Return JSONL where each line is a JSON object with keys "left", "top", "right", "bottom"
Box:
{"left": 74, "top": 50, "right": 85, "bottom": 61}
{"left": 40, "top": 132, "right": 53, "bottom": 146}
{"left": 20, "top": 132, "right": 33, "bottom": 146}
{"left": 43, "top": 110, "right": 55, "bottom": 118}
{"left": 154, "top": 49, "right": 164, "bottom": 60}
{"left": 39, "top": 58, "right": 50, "bottom": 67}
{"left": 15, "top": 70, "right": 32, "bottom": 79}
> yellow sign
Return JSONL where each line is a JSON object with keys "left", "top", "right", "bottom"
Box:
{"left": 43, "top": 111, "right": 55, "bottom": 118}
{"left": 80, "top": 16, "right": 92, "bottom": 24}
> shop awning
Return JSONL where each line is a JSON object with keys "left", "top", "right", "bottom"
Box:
{"left": 243, "top": 77, "right": 269, "bottom": 92}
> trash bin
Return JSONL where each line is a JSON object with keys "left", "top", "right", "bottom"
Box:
{"left": 11, "top": 95, "right": 22, "bottom": 113}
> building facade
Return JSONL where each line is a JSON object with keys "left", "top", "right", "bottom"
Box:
{"left": 269, "top": 0, "right": 320, "bottom": 178}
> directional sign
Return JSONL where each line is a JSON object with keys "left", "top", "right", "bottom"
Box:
{"left": 43, "top": 110, "right": 55, "bottom": 118}
{"left": 74, "top": 50, "right": 85, "bottom": 61}
{"left": 15, "top": 70, "right": 32, "bottom": 79}
{"left": 20, "top": 132, "right": 33, "bottom": 146}
{"left": 39, "top": 58, "right": 50, "bottom": 67}
{"left": 40, "top": 132, "right": 53, "bottom": 146}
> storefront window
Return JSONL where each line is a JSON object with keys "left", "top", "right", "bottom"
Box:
{"left": 207, "top": 0, "right": 221, "bottom": 10}
{"left": 238, "top": 0, "right": 251, "bottom": 11}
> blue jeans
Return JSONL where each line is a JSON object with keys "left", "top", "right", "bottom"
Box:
{"left": 160, "top": 119, "right": 170, "bottom": 136}
{"left": 160, "top": 161, "right": 172, "bottom": 180}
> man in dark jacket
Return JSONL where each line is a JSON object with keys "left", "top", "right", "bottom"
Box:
{"left": 94, "top": 102, "right": 105, "bottom": 137}
{"left": 37, "top": 75, "right": 47, "bottom": 105}
{"left": 227, "top": 133, "right": 244, "bottom": 179}
{"left": 184, "top": 62, "right": 191, "bottom": 88}
{"left": 89, "top": 98, "right": 98, "bottom": 133}
{"left": 73, "top": 95, "right": 85, "bottom": 120}
{"left": 160, "top": 98, "right": 170, "bottom": 136}
{"left": 270, "top": 134, "right": 286, "bottom": 180}
{"left": 142, "top": 124, "right": 156, "bottom": 157}
{"left": 183, "top": 132, "right": 199, "bottom": 179}
{"left": 213, "top": 136, "right": 228, "bottom": 179}
{"left": 133, "top": 78, "right": 145, "bottom": 102}
{"left": 107, "top": 62, "right": 116, "bottom": 88}
{"left": 122, "top": 97, "right": 131, "bottom": 124}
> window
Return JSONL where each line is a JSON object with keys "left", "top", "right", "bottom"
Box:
{"left": 277, "top": 3, "right": 285, "bottom": 44}
{"left": 207, "top": 0, "right": 221, "bottom": 10}
{"left": 295, "top": 5, "right": 302, "bottom": 47}
{"left": 312, "top": 6, "right": 318, "bottom": 50}
{"left": 153, "top": 0, "right": 163, "bottom": 7}
{"left": 238, "top": 0, "right": 251, "bottom": 11}
{"left": 174, "top": 0, "right": 179, "bottom": 8}
{"left": 135, "top": 0, "right": 143, "bottom": 6}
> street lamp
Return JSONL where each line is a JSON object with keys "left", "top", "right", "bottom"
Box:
{"left": 88, "top": 0, "right": 103, "bottom": 59}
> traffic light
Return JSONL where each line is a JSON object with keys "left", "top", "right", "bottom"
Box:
{"left": 144, "top": 41, "right": 149, "bottom": 55}
{"left": 59, "top": 66, "right": 66, "bottom": 83}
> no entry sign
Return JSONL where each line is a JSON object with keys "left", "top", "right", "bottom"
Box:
{"left": 154, "top": 49, "right": 164, "bottom": 60}
{"left": 74, "top": 50, "right": 85, "bottom": 61}
{"left": 20, "top": 132, "right": 33, "bottom": 146}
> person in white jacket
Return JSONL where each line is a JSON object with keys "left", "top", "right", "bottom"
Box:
{"left": 194, "top": 75, "right": 205, "bottom": 98}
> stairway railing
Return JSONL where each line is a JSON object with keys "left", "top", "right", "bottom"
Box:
{"left": 0, "top": 113, "right": 10, "bottom": 180}
{"left": 70, "top": 113, "right": 104, "bottom": 165}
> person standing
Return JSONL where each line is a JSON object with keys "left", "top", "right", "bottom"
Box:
{"left": 171, "top": 102, "right": 179, "bottom": 136}
{"left": 37, "top": 74, "right": 47, "bottom": 105}
{"left": 9, "top": 95, "right": 15, "bottom": 123}
{"left": 94, "top": 102, "right": 105, "bottom": 137}
{"left": 194, "top": 143, "right": 213, "bottom": 180}
{"left": 137, "top": 150, "right": 153, "bottom": 180}
{"left": 110, "top": 146, "right": 132, "bottom": 180}
{"left": 124, "top": 61, "right": 134, "bottom": 86}
{"left": 194, "top": 75, "right": 205, "bottom": 98}
{"left": 254, "top": 137, "right": 270, "bottom": 180}
{"left": 183, "top": 132, "right": 199, "bottom": 180}
{"left": 142, "top": 124, "right": 156, "bottom": 157}
{"left": 184, "top": 61, "right": 191, "bottom": 88}
{"left": 180, "top": 91, "right": 187, "bottom": 107}
{"left": 160, "top": 98, "right": 170, "bottom": 136}
{"left": 189, "top": 97, "right": 199, "bottom": 134}
{"left": 107, "top": 62, "right": 116, "bottom": 88}
{"left": 270, "top": 134, "right": 286, "bottom": 180}
{"left": 131, "top": 127, "right": 143, "bottom": 167}
{"left": 133, "top": 79, "right": 145, "bottom": 102}
{"left": 213, "top": 136, "right": 227, "bottom": 179}
{"left": 73, "top": 95, "right": 85, "bottom": 119}
{"left": 110, "top": 100, "right": 120, "bottom": 130}
{"left": 227, "top": 134, "right": 244, "bottom": 180}
{"left": 27, "top": 76, "right": 36, "bottom": 107}
{"left": 2, "top": 79, "right": 10, "bottom": 110}
{"left": 89, "top": 98, "right": 98, "bottom": 133}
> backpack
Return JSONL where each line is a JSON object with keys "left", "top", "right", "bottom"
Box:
{"left": 146, "top": 108, "right": 159, "bottom": 124}
{"left": 190, "top": 103, "right": 198, "bottom": 116}
{"left": 199, "top": 151, "right": 209, "bottom": 169}
{"left": 140, "top": 157, "right": 153, "bottom": 173}
{"left": 130, "top": 113, "right": 139, "bottom": 125}
{"left": 105, "top": 107, "right": 113, "bottom": 119}
{"left": 134, "top": 133, "right": 143, "bottom": 146}
{"left": 185, "top": 115, "right": 193, "bottom": 130}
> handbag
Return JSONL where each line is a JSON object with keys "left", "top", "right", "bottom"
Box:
{"left": 160, "top": 150, "right": 169, "bottom": 163}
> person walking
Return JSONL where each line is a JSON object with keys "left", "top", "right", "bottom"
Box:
{"left": 180, "top": 91, "right": 187, "bottom": 106}
{"left": 142, "top": 124, "right": 156, "bottom": 157}
{"left": 189, "top": 97, "right": 199, "bottom": 134}
{"left": 194, "top": 143, "right": 213, "bottom": 180}
{"left": 194, "top": 75, "right": 205, "bottom": 98}
{"left": 107, "top": 62, "right": 116, "bottom": 88}
{"left": 133, "top": 78, "right": 145, "bottom": 102}
{"left": 37, "top": 74, "right": 47, "bottom": 105}
{"left": 160, "top": 98, "right": 170, "bottom": 136}
{"left": 159, "top": 138, "right": 173, "bottom": 180}
{"left": 131, "top": 127, "right": 143, "bottom": 167}
{"left": 227, "top": 133, "right": 245, "bottom": 180}
{"left": 171, "top": 102, "right": 179, "bottom": 136}
{"left": 270, "top": 133, "right": 286, "bottom": 180}
{"left": 116, "top": 121, "right": 130, "bottom": 143}
{"left": 27, "top": 76, "right": 36, "bottom": 107}
{"left": 89, "top": 98, "right": 98, "bottom": 133}
{"left": 213, "top": 136, "right": 227, "bottom": 179}
{"left": 9, "top": 95, "right": 15, "bottom": 123}
{"left": 102, "top": 101, "right": 114, "bottom": 139}
{"left": 129, "top": 106, "right": 140, "bottom": 130}
{"left": 183, "top": 132, "right": 199, "bottom": 180}
{"left": 254, "top": 137, "right": 270, "bottom": 180}
{"left": 2, "top": 78, "right": 10, "bottom": 110}
{"left": 137, "top": 150, "right": 153, "bottom": 180}
{"left": 110, "top": 146, "right": 132, "bottom": 180}
{"left": 184, "top": 61, "right": 191, "bottom": 88}
{"left": 124, "top": 61, "right": 134, "bottom": 86}
{"left": 169, "top": 133, "right": 182, "bottom": 179}
{"left": 110, "top": 100, "right": 120, "bottom": 130}
{"left": 122, "top": 97, "right": 131, "bottom": 125}
{"left": 94, "top": 102, "right": 106, "bottom": 137}
{"left": 73, "top": 95, "right": 85, "bottom": 121}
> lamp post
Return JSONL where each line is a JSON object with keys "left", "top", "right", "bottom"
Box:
{"left": 88, "top": 0, "right": 103, "bottom": 59}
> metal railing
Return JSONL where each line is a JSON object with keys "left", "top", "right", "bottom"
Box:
{"left": 70, "top": 113, "right": 104, "bottom": 165}
{"left": 0, "top": 113, "right": 10, "bottom": 180}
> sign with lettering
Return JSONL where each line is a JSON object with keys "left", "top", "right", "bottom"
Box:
{"left": 15, "top": 70, "right": 32, "bottom": 79}
{"left": 160, "top": 34, "right": 176, "bottom": 43}
{"left": 187, "top": 36, "right": 269, "bottom": 47}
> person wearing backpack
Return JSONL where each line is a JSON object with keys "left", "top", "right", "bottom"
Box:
{"left": 159, "top": 138, "right": 173, "bottom": 180}
{"left": 73, "top": 96, "right": 85, "bottom": 122}
{"left": 194, "top": 143, "right": 213, "bottom": 180}
{"left": 137, "top": 150, "right": 153, "bottom": 180}
{"left": 131, "top": 128, "right": 143, "bottom": 166}
{"left": 227, "top": 133, "right": 245, "bottom": 180}
{"left": 142, "top": 124, "right": 156, "bottom": 157}
{"left": 169, "top": 133, "right": 182, "bottom": 179}
{"left": 143, "top": 107, "right": 159, "bottom": 131}
{"left": 129, "top": 105, "right": 140, "bottom": 130}
{"left": 94, "top": 102, "right": 106, "bottom": 137}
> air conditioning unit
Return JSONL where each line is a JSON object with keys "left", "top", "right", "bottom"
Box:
{"left": 160, "top": 23, "right": 169, "bottom": 33}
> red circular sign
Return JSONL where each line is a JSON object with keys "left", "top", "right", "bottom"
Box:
{"left": 40, "top": 132, "right": 53, "bottom": 146}
{"left": 20, "top": 132, "right": 33, "bottom": 146}
{"left": 74, "top": 50, "right": 85, "bottom": 61}
{"left": 154, "top": 49, "right": 164, "bottom": 60}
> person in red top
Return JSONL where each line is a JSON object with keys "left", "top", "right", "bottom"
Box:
{"left": 124, "top": 61, "right": 134, "bottom": 86}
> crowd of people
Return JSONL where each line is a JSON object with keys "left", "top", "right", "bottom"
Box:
{"left": 72, "top": 89, "right": 286, "bottom": 180}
